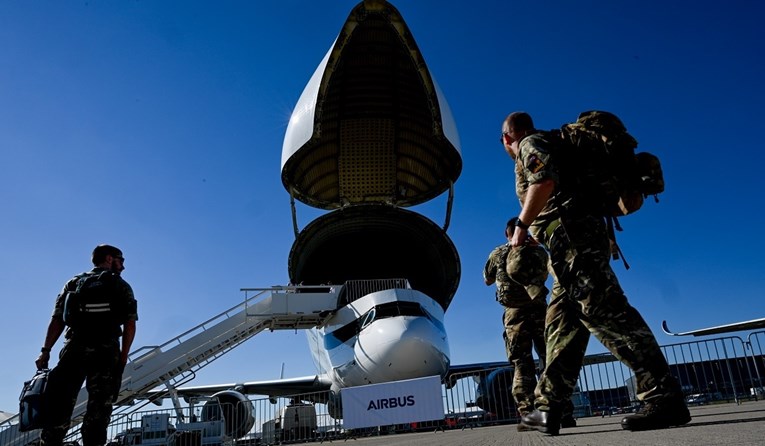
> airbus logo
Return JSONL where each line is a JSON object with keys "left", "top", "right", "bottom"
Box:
{"left": 367, "top": 395, "right": 416, "bottom": 411}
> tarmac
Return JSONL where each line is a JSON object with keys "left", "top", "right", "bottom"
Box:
{"left": 325, "top": 399, "right": 765, "bottom": 446}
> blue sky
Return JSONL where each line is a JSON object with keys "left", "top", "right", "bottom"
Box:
{"left": 2, "top": 1, "right": 764, "bottom": 413}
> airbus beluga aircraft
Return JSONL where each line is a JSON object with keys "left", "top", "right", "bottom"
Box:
{"left": 0, "top": 2, "right": 513, "bottom": 444}
{"left": 166, "top": 279, "right": 471, "bottom": 419}
{"left": 147, "top": 0, "right": 510, "bottom": 422}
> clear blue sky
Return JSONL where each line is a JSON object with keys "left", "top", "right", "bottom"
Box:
{"left": 2, "top": 1, "right": 764, "bottom": 413}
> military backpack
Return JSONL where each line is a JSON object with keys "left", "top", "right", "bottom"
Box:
{"left": 552, "top": 110, "right": 664, "bottom": 216}
{"left": 549, "top": 111, "right": 665, "bottom": 268}
{"left": 63, "top": 270, "right": 128, "bottom": 330}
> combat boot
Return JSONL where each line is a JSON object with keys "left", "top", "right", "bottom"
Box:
{"left": 559, "top": 397, "right": 577, "bottom": 428}
{"left": 516, "top": 422, "right": 536, "bottom": 432}
{"left": 621, "top": 396, "right": 691, "bottom": 431}
{"left": 520, "top": 408, "right": 561, "bottom": 436}
{"left": 516, "top": 410, "right": 536, "bottom": 431}
{"left": 560, "top": 413, "right": 577, "bottom": 428}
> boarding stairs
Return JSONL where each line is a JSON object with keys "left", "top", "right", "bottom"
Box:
{"left": 0, "top": 285, "right": 339, "bottom": 446}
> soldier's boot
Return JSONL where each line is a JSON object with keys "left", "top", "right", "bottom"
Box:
{"left": 620, "top": 396, "right": 691, "bottom": 431}
{"left": 560, "top": 413, "right": 577, "bottom": 428}
{"left": 516, "top": 408, "right": 536, "bottom": 431}
{"left": 560, "top": 398, "right": 577, "bottom": 428}
{"left": 517, "top": 422, "right": 536, "bottom": 432}
{"left": 516, "top": 402, "right": 538, "bottom": 432}
{"left": 520, "top": 408, "right": 561, "bottom": 436}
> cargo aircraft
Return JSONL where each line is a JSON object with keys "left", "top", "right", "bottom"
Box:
{"left": 153, "top": 280, "right": 510, "bottom": 421}
{"left": 0, "top": 3, "right": 516, "bottom": 445}
{"left": 142, "top": 0, "right": 514, "bottom": 427}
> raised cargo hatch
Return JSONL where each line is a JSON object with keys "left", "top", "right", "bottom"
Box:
{"left": 288, "top": 205, "right": 460, "bottom": 310}
{"left": 281, "top": 0, "right": 462, "bottom": 210}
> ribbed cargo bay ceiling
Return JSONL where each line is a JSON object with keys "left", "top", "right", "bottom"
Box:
{"left": 280, "top": 5, "right": 462, "bottom": 210}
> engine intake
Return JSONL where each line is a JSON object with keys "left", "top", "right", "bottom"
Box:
{"left": 200, "top": 390, "right": 255, "bottom": 439}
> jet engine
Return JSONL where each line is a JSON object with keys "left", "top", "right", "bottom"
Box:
{"left": 200, "top": 390, "right": 255, "bottom": 439}
{"left": 326, "top": 390, "right": 343, "bottom": 419}
{"left": 473, "top": 367, "right": 516, "bottom": 419}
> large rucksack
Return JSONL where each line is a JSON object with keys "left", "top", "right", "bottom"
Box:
{"left": 551, "top": 111, "right": 665, "bottom": 267}
{"left": 63, "top": 270, "right": 127, "bottom": 330}
{"left": 554, "top": 110, "right": 664, "bottom": 216}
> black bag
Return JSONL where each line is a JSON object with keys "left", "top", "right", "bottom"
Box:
{"left": 63, "top": 271, "right": 125, "bottom": 330}
{"left": 19, "top": 369, "right": 49, "bottom": 432}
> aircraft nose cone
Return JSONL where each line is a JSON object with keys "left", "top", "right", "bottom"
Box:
{"left": 355, "top": 316, "right": 449, "bottom": 382}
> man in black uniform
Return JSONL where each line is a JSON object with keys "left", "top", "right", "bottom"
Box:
{"left": 35, "top": 244, "right": 138, "bottom": 446}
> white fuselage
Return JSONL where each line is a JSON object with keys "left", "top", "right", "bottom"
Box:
{"left": 307, "top": 287, "right": 450, "bottom": 391}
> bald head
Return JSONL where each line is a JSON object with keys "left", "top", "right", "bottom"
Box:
{"left": 503, "top": 111, "right": 534, "bottom": 134}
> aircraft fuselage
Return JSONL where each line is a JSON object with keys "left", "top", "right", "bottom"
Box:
{"left": 309, "top": 284, "right": 449, "bottom": 391}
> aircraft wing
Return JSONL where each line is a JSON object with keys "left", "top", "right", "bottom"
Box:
{"left": 143, "top": 362, "right": 517, "bottom": 402}
{"left": 139, "top": 374, "right": 334, "bottom": 404}
{"left": 443, "top": 361, "right": 511, "bottom": 388}
{"left": 442, "top": 354, "right": 621, "bottom": 388}
{"left": 662, "top": 318, "right": 765, "bottom": 337}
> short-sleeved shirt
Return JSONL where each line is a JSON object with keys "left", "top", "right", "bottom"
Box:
{"left": 516, "top": 132, "right": 561, "bottom": 228}
{"left": 53, "top": 267, "right": 138, "bottom": 341}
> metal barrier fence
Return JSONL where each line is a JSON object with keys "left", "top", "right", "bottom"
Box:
{"left": 746, "top": 330, "right": 765, "bottom": 396}
{"left": 96, "top": 393, "right": 343, "bottom": 445}
{"left": 576, "top": 335, "right": 765, "bottom": 415}
{"left": 3, "top": 330, "right": 765, "bottom": 445}
{"left": 340, "top": 279, "right": 411, "bottom": 305}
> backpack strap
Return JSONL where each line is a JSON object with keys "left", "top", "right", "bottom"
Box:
{"left": 606, "top": 216, "right": 630, "bottom": 270}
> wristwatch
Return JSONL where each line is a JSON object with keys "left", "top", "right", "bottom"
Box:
{"left": 40, "top": 347, "right": 51, "bottom": 353}
{"left": 515, "top": 218, "right": 530, "bottom": 230}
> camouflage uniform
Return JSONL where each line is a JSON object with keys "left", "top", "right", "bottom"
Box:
{"left": 483, "top": 243, "right": 548, "bottom": 415}
{"left": 515, "top": 132, "right": 681, "bottom": 412}
{"left": 41, "top": 267, "right": 138, "bottom": 446}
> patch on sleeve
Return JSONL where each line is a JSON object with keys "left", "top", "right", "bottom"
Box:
{"left": 526, "top": 155, "right": 545, "bottom": 173}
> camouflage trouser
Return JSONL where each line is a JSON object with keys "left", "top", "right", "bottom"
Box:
{"left": 502, "top": 299, "right": 546, "bottom": 416}
{"left": 41, "top": 339, "right": 121, "bottom": 446}
{"left": 530, "top": 215, "right": 680, "bottom": 411}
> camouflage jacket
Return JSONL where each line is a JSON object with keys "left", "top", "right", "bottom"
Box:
{"left": 484, "top": 243, "right": 549, "bottom": 307}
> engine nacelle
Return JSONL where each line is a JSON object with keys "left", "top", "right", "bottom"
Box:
{"left": 200, "top": 390, "right": 255, "bottom": 439}
{"left": 326, "top": 391, "right": 343, "bottom": 419}
{"left": 474, "top": 367, "right": 516, "bottom": 419}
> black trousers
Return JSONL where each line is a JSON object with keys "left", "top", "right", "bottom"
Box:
{"left": 41, "top": 339, "right": 121, "bottom": 446}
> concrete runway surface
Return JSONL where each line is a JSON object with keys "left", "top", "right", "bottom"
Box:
{"left": 324, "top": 399, "right": 765, "bottom": 446}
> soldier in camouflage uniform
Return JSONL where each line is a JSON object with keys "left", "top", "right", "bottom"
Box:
{"left": 35, "top": 244, "right": 138, "bottom": 446}
{"left": 500, "top": 112, "right": 690, "bottom": 435}
{"left": 483, "top": 217, "right": 548, "bottom": 420}
{"left": 483, "top": 219, "right": 578, "bottom": 430}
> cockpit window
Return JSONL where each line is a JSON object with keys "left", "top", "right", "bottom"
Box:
{"left": 328, "top": 321, "right": 358, "bottom": 347}
{"left": 324, "top": 301, "right": 430, "bottom": 349}
{"left": 375, "top": 301, "right": 425, "bottom": 319}
{"left": 359, "top": 308, "right": 376, "bottom": 330}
